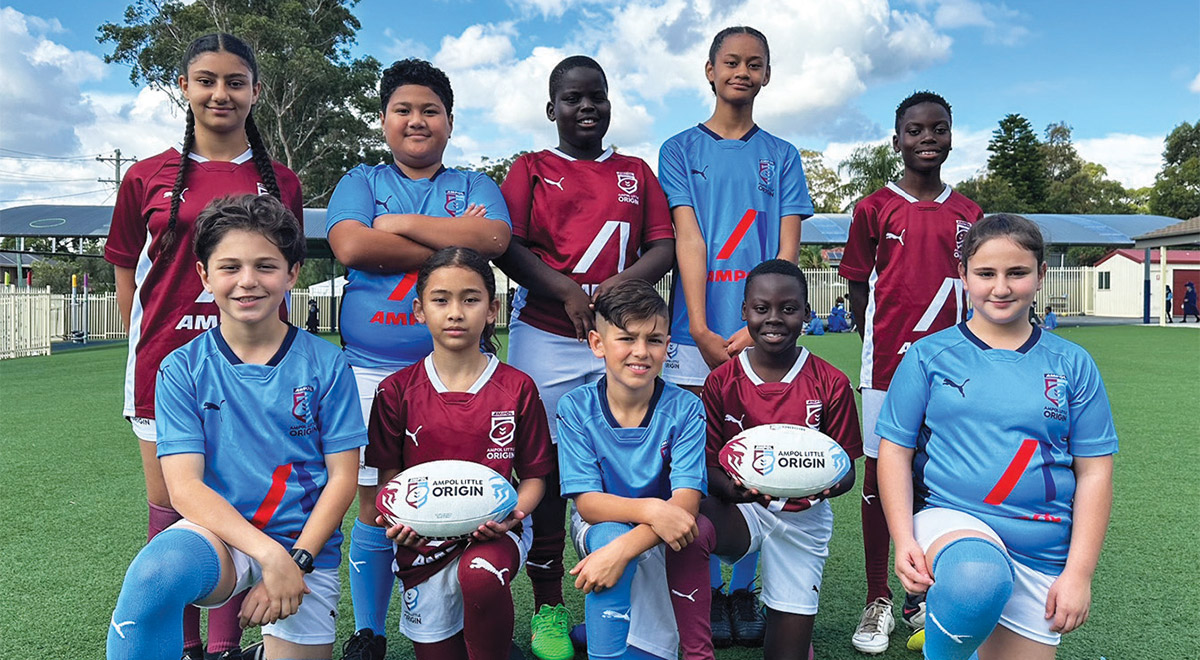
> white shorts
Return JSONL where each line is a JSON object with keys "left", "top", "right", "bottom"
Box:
{"left": 721, "top": 500, "right": 833, "bottom": 616}
{"left": 351, "top": 365, "right": 400, "bottom": 486}
{"left": 860, "top": 387, "right": 886, "bottom": 458}
{"left": 507, "top": 319, "right": 605, "bottom": 441}
{"left": 913, "top": 507, "right": 1061, "bottom": 646}
{"left": 569, "top": 509, "right": 680, "bottom": 659}
{"left": 129, "top": 416, "right": 157, "bottom": 442}
{"left": 171, "top": 521, "right": 340, "bottom": 645}
{"left": 397, "top": 522, "right": 534, "bottom": 643}
{"left": 661, "top": 342, "right": 709, "bottom": 387}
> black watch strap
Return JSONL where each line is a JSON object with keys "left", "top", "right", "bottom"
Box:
{"left": 290, "top": 548, "right": 315, "bottom": 574}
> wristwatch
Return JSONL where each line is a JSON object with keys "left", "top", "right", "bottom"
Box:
{"left": 290, "top": 548, "right": 315, "bottom": 574}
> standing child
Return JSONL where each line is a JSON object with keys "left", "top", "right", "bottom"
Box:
{"left": 103, "top": 33, "right": 304, "bottom": 660}
{"left": 366, "top": 248, "right": 554, "bottom": 660}
{"left": 106, "top": 194, "right": 364, "bottom": 660}
{"left": 325, "top": 58, "right": 512, "bottom": 660}
{"left": 557, "top": 279, "right": 715, "bottom": 660}
{"left": 658, "top": 26, "right": 814, "bottom": 646}
{"left": 700, "top": 259, "right": 862, "bottom": 660}
{"left": 878, "top": 214, "right": 1117, "bottom": 660}
{"left": 1183, "top": 281, "right": 1198, "bottom": 322}
{"left": 496, "top": 55, "right": 676, "bottom": 660}
{"left": 838, "top": 91, "right": 983, "bottom": 654}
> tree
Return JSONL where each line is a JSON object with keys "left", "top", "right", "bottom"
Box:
{"left": 469, "top": 151, "right": 531, "bottom": 186}
{"left": 99, "top": 0, "right": 386, "bottom": 206}
{"left": 953, "top": 174, "right": 1022, "bottom": 215}
{"left": 987, "top": 114, "right": 1047, "bottom": 211}
{"left": 837, "top": 143, "right": 902, "bottom": 210}
{"left": 30, "top": 256, "right": 116, "bottom": 294}
{"left": 797, "top": 245, "right": 827, "bottom": 269}
{"left": 1149, "top": 120, "right": 1200, "bottom": 219}
{"left": 1041, "top": 122, "right": 1082, "bottom": 182}
{"left": 799, "top": 149, "right": 843, "bottom": 213}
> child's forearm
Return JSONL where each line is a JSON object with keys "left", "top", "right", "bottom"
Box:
{"left": 377, "top": 214, "right": 512, "bottom": 259}
{"left": 673, "top": 208, "right": 711, "bottom": 335}
{"left": 1063, "top": 455, "right": 1113, "bottom": 579}
{"left": 776, "top": 214, "right": 803, "bottom": 263}
{"left": 848, "top": 280, "right": 868, "bottom": 341}
{"left": 575, "top": 491, "right": 660, "bottom": 525}
{"left": 607, "top": 239, "right": 676, "bottom": 288}
{"left": 291, "top": 450, "right": 360, "bottom": 557}
{"left": 515, "top": 477, "right": 546, "bottom": 515}
{"left": 494, "top": 238, "right": 586, "bottom": 301}
{"left": 328, "top": 221, "right": 435, "bottom": 273}
{"left": 876, "top": 440, "right": 917, "bottom": 542}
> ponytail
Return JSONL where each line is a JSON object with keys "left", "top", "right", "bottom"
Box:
{"left": 245, "top": 112, "right": 281, "bottom": 200}
{"left": 159, "top": 107, "right": 196, "bottom": 263}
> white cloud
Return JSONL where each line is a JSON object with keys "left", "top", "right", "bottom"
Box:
{"left": 434, "top": 23, "right": 517, "bottom": 70}
{"left": 927, "top": 0, "right": 1029, "bottom": 46}
{"left": 381, "top": 29, "right": 432, "bottom": 61}
{"left": 506, "top": 0, "right": 607, "bottom": 20}
{"left": 1075, "top": 134, "right": 1164, "bottom": 189}
{"left": 1190, "top": 72, "right": 1200, "bottom": 94}
{"left": 819, "top": 124, "right": 991, "bottom": 186}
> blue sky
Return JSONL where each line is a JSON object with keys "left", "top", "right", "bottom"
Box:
{"left": 2, "top": 0, "right": 1197, "bottom": 210}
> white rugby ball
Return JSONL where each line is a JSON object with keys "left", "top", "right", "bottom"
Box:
{"left": 717, "top": 423, "right": 851, "bottom": 499}
{"left": 376, "top": 460, "right": 518, "bottom": 540}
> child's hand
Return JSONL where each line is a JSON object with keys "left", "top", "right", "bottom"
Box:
{"left": 647, "top": 500, "right": 698, "bottom": 551}
{"left": 694, "top": 329, "right": 731, "bottom": 370}
{"left": 893, "top": 536, "right": 933, "bottom": 594}
{"left": 378, "top": 516, "right": 425, "bottom": 547}
{"left": 562, "top": 286, "right": 596, "bottom": 340}
{"left": 1045, "top": 569, "right": 1092, "bottom": 633}
{"left": 724, "top": 327, "right": 753, "bottom": 357}
{"left": 462, "top": 203, "right": 488, "bottom": 217}
{"left": 716, "top": 473, "right": 773, "bottom": 505}
{"left": 569, "top": 542, "right": 631, "bottom": 594}
{"left": 471, "top": 510, "right": 527, "bottom": 541}
{"left": 239, "top": 549, "right": 310, "bottom": 628}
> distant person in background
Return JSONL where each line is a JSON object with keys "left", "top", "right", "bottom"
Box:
{"left": 1043, "top": 306, "right": 1058, "bottom": 330}
{"left": 1165, "top": 285, "right": 1173, "bottom": 323}
{"left": 306, "top": 299, "right": 320, "bottom": 333}
{"left": 828, "top": 296, "right": 851, "bottom": 333}
{"left": 808, "top": 313, "right": 825, "bottom": 335}
{"left": 1183, "top": 282, "right": 1198, "bottom": 322}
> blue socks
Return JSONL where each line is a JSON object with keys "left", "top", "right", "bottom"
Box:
{"left": 709, "top": 552, "right": 760, "bottom": 592}
{"left": 582, "top": 521, "right": 639, "bottom": 660}
{"left": 924, "top": 538, "right": 1014, "bottom": 660}
{"left": 107, "top": 529, "right": 221, "bottom": 660}
{"left": 348, "top": 519, "right": 396, "bottom": 636}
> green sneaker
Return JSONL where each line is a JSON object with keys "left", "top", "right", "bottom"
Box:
{"left": 530, "top": 604, "right": 573, "bottom": 660}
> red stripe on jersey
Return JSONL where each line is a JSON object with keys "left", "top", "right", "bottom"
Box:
{"left": 388, "top": 271, "right": 419, "bottom": 301}
{"left": 984, "top": 439, "right": 1038, "bottom": 506}
{"left": 251, "top": 463, "right": 294, "bottom": 529}
{"left": 716, "top": 209, "right": 756, "bottom": 260}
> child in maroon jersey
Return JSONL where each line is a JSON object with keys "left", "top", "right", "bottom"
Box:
{"left": 365, "top": 248, "right": 554, "bottom": 660}
{"left": 103, "top": 33, "right": 303, "bottom": 660}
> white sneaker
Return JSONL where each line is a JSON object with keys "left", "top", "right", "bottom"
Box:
{"left": 852, "top": 597, "right": 895, "bottom": 654}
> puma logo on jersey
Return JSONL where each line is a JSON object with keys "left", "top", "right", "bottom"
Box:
{"left": 885, "top": 229, "right": 906, "bottom": 245}
{"left": 929, "top": 612, "right": 970, "bottom": 643}
{"left": 544, "top": 176, "right": 565, "bottom": 191}
{"left": 469, "top": 557, "right": 510, "bottom": 585}
{"left": 405, "top": 426, "right": 423, "bottom": 446}
{"left": 942, "top": 377, "right": 969, "bottom": 398}
{"left": 110, "top": 615, "right": 136, "bottom": 639}
{"left": 349, "top": 559, "right": 366, "bottom": 574}
{"left": 690, "top": 166, "right": 709, "bottom": 180}
{"left": 526, "top": 559, "right": 554, "bottom": 570}
{"left": 162, "top": 187, "right": 188, "bottom": 203}
{"left": 724, "top": 414, "right": 746, "bottom": 432}
{"left": 811, "top": 585, "right": 820, "bottom": 593}
{"left": 256, "top": 182, "right": 268, "bottom": 195}
{"left": 862, "top": 493, "right": 876, "bottom": 504}
{"left": 671, "top": 588, "right": 699, "bottom": 602}
{"left": 602, "top": 609, "right": 631, "bottom": 621}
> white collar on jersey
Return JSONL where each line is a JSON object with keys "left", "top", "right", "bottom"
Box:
{"left": 738, "top": 347, "right": 810, "bottom": 386}
{"left": 423, "top": 353, "right": 500, "bottom": 394}
{"left": 175, "top": 142, "right": 254, "bottom": 165}
{"left": 549, "top": 146, "right": 614, "bottom": 162}
{"left": 886, "top": 181, "right": 952, "bottom": 204}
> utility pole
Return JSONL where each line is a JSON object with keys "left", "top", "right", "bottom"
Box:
{"left": 97, "top": 149, "right": 136, "bottom": 188}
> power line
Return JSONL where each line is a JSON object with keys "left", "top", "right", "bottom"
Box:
{"left": 0, "top": 148, "right": 98, "bottom": 161}
{"left": 0, "top": 188, "right": 111, "bottom": 204}
{"left": 97, "top": 149, "right": 137, "bottom": 188}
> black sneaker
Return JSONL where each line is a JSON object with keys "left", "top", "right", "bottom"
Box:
{"left": 240, "top": 642, "right": 264, "bottom": 660}
{"left": 710, "top": 587, "right": 733, "bottom": 648}
{"left": 342, "top": 629, "right": 387, "bottom": 660}
{"left": 902, "top": 592, "right": 926, "bottom": 630}
{"left": 729, "top": 588, "right": 766, "bottom": 647}
{"left": 205, "top": 649, "right": 242, "bottom": 660}
{"left": 182, "top": 647, "right": 204, "bottom": 660}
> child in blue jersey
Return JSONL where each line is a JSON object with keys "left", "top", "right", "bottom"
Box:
{"left": 877, "top": 214, "right": 1117, "bottom": 660}
{"left": 325, "top": 58, "right": 513, "bottom": 659}
{"left": 657, "top": 25, "right": 814, "bottom": 644}
{"left": 557, "top": 280, "right": 716, "bottom": 660}
{"left": 107, "top": 194, "right": 366, "bottom": 660}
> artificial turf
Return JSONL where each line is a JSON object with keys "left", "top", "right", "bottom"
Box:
{"left": 0, "top": 326, "right": 1196, "bottom": 659}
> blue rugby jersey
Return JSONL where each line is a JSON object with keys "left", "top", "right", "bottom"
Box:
{"left": 657, "top": 125, "right": 813, "bottom": 344}
{"left": 876, "top": 324, "right": 1118, "bottom": 575}
{"left": 155, "top": 326, "right": 367, "bottom": 569}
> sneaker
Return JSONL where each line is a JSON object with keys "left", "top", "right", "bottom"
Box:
{"left": 851, "top": 597, "right": 895, "bottom": 654}
{"left": 182, "top": 647, "right": 204, "bottom": 660}
{"left": 530, "top": 604, "right": 574, "bottom": 660}
{"left": 205, "top": 650, "right": 242, "bottom": 660}
{"left": 902, "top": 592, "right": 926, "bottom": 630}
{"left": 240, "top": 643, "right": 264, "bottom": 660}
{"left": 709, "top": 588, "right": 733, "bottom": 648}
{"left": 341, "top": 629, "right": 386, "bottom": 660}
{"left": 906, "top": 628, "right": 925, "bottom": 652}
{"left": 728, "top": 588, "right": 766, "bottom": 647}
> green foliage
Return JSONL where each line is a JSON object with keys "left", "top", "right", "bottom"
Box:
{"left": 954, "top": 173, "right": 1024, "bottom": 214}
{"left": 800, "top": 149, "right": 843, "bottom": 213}
{"left": 98, "top": 0, "right": 385, "bottom": 206}
{"left": 29, "top": 256, "right": 115, "bottom": 293}
{"left": 295, "top": 257, "right": 343, "bottom": 291}
{"left": 1040, "top": 121, "right": 1082, "bottom": 182}
{"left": 797, "top": 245, "right": 828, "bottom": 268}
{"left": 837, "top": 142, "right": 902, "bottom": 210}
{"left": 1066, "top": 246, "right": 1108, "bottom": 266}
{"left": 987, "top": 114, "right": 1048, "bottom": 211}
{"left": 1149, "top": 120, "right": 1200, "bottom": 219}
{"left": 467, "top": 151, "right": 531, "bottom": 186}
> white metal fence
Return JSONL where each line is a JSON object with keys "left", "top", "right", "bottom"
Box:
{"left": 0, "top": 286, "right": 53, "bottom": 359}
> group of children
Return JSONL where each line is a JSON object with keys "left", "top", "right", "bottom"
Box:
{"left": 104, "top": 24, "right": 1116, "bottom": 660}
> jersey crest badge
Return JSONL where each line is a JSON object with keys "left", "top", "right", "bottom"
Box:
{"left": 292, "top": 385, "right": 314, "bottom": 421}
{"left": 444, "top": 190, "right": 467, "bottom": 216}
{"left": 758, "top": 159, "right": 776, "bottom": 196}
{"left": 616, "top": 172, "right": 639, "bottom": 204}
{"left": 1043, "top": 373, "right": 1067, "bottom": 407}
{"left": 406, "top": 476, "right": 429, "bottom": 509}
{"left": 953, "top": 218, "right": 972, "bottom": 259}
{"left": 805, "top": 400, "right": 823, "bottom": 430}
{"left": 490, "top": 410, "right": 516, "bottom": 447}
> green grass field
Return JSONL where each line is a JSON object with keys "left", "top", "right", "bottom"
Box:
{"left": 1, "top": 327, "right": 1197, "bottom": 659}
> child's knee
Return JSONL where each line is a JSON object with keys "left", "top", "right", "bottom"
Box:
{"left": 458, "top": 539, "right": 520, "bottom": 595}
{"left": 124, "top": 528, "right": 220, "bottom": 601}
{"left": 584, "top": 521, "right": 636, "bottom": 554}
{"left": 930, "top": 537, "right": 1014, "bottom": 603}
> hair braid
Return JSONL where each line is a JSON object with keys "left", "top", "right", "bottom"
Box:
{"left": 245, "top": 112, "right": 281, "bottom": 199}
{"left": 160, "top": 107, "right": 196, "bottom": 263}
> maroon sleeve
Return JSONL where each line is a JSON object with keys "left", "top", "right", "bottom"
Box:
{"left": 702, "top": 368, "right": 728, "bottom": 467}
{"left": 821, "top": 363, "right": 864, "bottom": 460}
{"left": 500, "top": 154, "right": 533, "bottom": 241}
{"left": 365, "top": 374, "right": 406, "bottom": 471}
{"left": 838, "top": 195, "right": 878, "bottom": 282}
{"left": 640, "top": 161, "right": 676, "bottom": 244}
{"left": 104, "top": 166, "right": 148, "bottom": 268}
{"left": 514, "top": 376, "right": 555, "bottom": 480}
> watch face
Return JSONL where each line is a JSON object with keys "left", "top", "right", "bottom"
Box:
{"left": 291, "top": 549, "right": 314, "bottom": 573}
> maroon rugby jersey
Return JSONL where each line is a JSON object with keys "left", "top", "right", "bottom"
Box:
{"left": 500, "top": 148, "right": 674, "bottom": 337}
{"left": 838, "top": 183, "right": 982, "bottom": 390}
{"left": 104, "top": 147, "right": 303, "bottom": 418}
{"left": 703, "top": 349, "right": 863, "bottom": 512}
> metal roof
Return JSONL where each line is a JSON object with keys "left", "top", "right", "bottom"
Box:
{"left": 0, "top": 204, "right": 330, "bottom": 241}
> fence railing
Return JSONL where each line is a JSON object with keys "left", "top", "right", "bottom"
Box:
{"left": 0, "top": 286, "right": 53, "bottom": 359}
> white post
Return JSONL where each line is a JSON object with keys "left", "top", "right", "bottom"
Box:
{"left": 1158, "top": 248, "right": 1168, "bottom": 326}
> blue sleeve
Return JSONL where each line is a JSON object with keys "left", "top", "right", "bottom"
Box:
{"left": 668, "top": 395, "right": 708, "bottom": 494}
{"left": 326, "top": 166, "right": 375, "bottom": 232}
{"left": 657, "top": 137, "right": 693, "bottom": 209}
{"left": 1066, "top": 352, "right": 1118, "bottom": 457}
{"left": 779, "top": 144, "right": 814, "bottom": 218}
{"left": 468, "top": 172, "right": 512, "bottom": 227}
{"left": 875, "top": 347, "right": 932, "bottom": 448}
{"left": 155, "top": 351, "right": 206, "bottom": 457}
{"left": 556, "top": 393, "right": 604, "bottom": 498}
{"left": 317, "top": 351, "right": 369, "bottom": 455}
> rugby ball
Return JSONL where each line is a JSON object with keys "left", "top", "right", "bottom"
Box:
{"left": 376, "top": 460, "right": 519, "bottom": 540}
{"left": 717, "top": 424, "right": 851, "bottom": 499}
